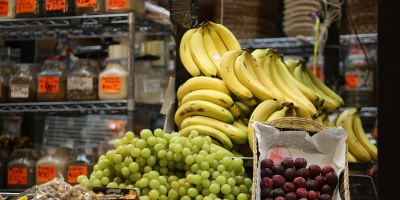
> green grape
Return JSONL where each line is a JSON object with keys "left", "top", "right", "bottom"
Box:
{"left": 106, "top": 150, "right": 117, "bottom": 160}
{"left": 113, "top": 154, "right": 123, "bottom": 164}
{"left": 192, "top": 174, "right": 202, "bottom": 185}
{"left": 208, "top": 194, "right": 218, "bottom": 199}
{"left": 121, "top": 167, "right": 130, "bottom": 176}
{"left": 140, "top": 129, "right": 153, "bottom": 140}
{"left": 186, "top": 173, "right": 193, "bottom": 184}
{"left": 199, "top": 150, "right": 208, "bottom": 156}
{"left": 224, "top": 194, "right": 235, "bottom": 200}
{"left": 167, "top": 189, "right": 178, "bottom": 199}
{"left": 244, "top": 177, "right": 252, "bottom": 189}
{"left": 118, "top": 183, "right": 127, "bottom": 188}
{"left": 131, "top": 138, "right": 139, "bottom": 145}
{"left": 202, "top": 179, "right": 211, "bottom": 188}
{"left": 192, "top": 145, "right": 201, "bottom": 153}
{"left": 191, "top": 163, "right": 200, "bottom": 173}
{"left": 212, "top": 171, "right": 221, "bottom": 180}
{"left": 154, "top": 128, "right": 164, "bottom": 137}
{"left": 147, "top": 156, "right": 156, "bottom": 166}
{"left": 113, "top": 177, "right": 123, "bottom": 184}
{"left": 122, "top": 137, "right": 130, "bottom": 145}
{"left": 168, "top": 175, "right": 179, "bottom": 184}
{"left": 208, "top": 167, "right": 215, "bottom": 176}
{"left": 141, "top": 148, "right": 151, "bottom": 158}
{"left": 178, "top": 136, "right": 187, "bottom": 145}
{"left": 158, "top": 176, "right": 167, "bottom": 185}
{"left": 232, "top": 157, "right": 243, "bottom": 167}
{"left": 221, "top": 171, "right": 231, "bottom": 179}
{"left": 136, "top": 157, "right": 147, "bottom": 167}
{"left": 157, "top": 138, "right": 168, "bottom": 147}
{"left": 173, "top": 143, "right": 183, "bottom": 153}
{"left": 158, "top": 195, "right": 167, "bottom": 200}
{"left": 222, "top": 157, "right": 233, "bottom": 167}
{"left": 195, "top": 154, "right": 205, "bottom": 164}
{"left": 93, "top": 164, "right": 100, "bottom": 171}
{"left": 89, "top": 174, "right": 97, "bottom": 182}
{"left": 157, "top": 158, "right": 166, "bottom": 167}
{"left": 183, "top": 182, "right": 191, "bottom": 189}
{"left": 216, "top": 175, "right": 227, "bottom": 185}
{"left": 125, "top": 144, "right": 134, "bottom": 153}
{"left": 97, "top": 160, "right": 107, "bottom": 170}
{"left": 143, "top": 166, "right": 152, "bottom": 173}
{"left": 209, "top": 183, "right": 220, "bottom": 194}
{"left": 202, "top": 188, "right": 210, "bottom": 197}
{"left": 139, "top": 195, "right": 149, "bottom": 200}
{"left": 178, "top": 187, "right": 187, "bottom": 197}
{"left": 217, "top": 165, "right": 226, "bottom": 173}
{"left": 211, "top": 160, "right": 219, "bottom": 169}
{"left": 125, "top": 179, "right": 132, "bottom": 185}
{"left": 126, "top": 184, "right": 134, "bottom": 189}
{"left": 203, "top": 196, "right": 212, "bottom": 200}
{"left": 237, "top": 193, "right": 248, "bottom": 200}
{"left": 195, "top": 195, "right": 204, "bottom": 200}
{"left": 195, "top": 136, "right": 205, "bottom": 147}
{"left": 137, "top": 139, "right": 148, "bottom": 149}
{"left": 200, "top": 162, "right": 210, "bottom": 170}
{"left": 187, "top": 188, "right": 199, "bottom": 197}
{"left": 138, "top": 178, "right": 149, "bottom": 188}
{"left": 125, "top": 131, "right": 135, "bottom": 140}
{"left": 201, "top": 171, "right": 210, "bottom": 179}
{"left": 149, "top": 179, "right": 160, "bottom": 190}
{"left": 114, "top": 163, "right": 123, "bottom": 172}
{"left": 148, "top": 171, "right": 160, "bottom": 180}
{"left": 231, "top": 186, "right": 240, "bottom": 196}
{"left": 182, "top": 148, "right": 192, "bottom": 157}
{"left": 215, "top": 151, "right": 226, "bottom": 160}
{"left": 98, "top": 155, "right": 107, "bottom": 160}
{"left": 202, "top": 143, "right": 210, "bottom": 152}
{"left": 94, "top": 171, "right": 104, "bottom": 179}
{"left": 147, "top": 136, "right": 158, "bottom": 146}
{"left": 77, "top": 175, "right": 87, "bottom": 183}
{"left": 124, "top": 156, "right": 133, "bottom": 165}
{"left": 154, "top": 143, "right": 165, "bottom": 152}
{"left": 79, "top": 177, "right": 89, "bottom": 186}
{"left": 196, "top": 184, "right": 204, "bottom": 193}
{"left": 173, "top": 152, "right": 183, "bottom": 161}
{"left": 159, "top": 167, "right": 168, "bottom": 175}
{"left": 238, "top": 184, "right": 248, "bottom": 194}
{"left": 239, "top": 166, "right": 246, "bottom": 175}
{"left": 205, "top": 154, "right": 215, "bottom": 164}
{"left": 204, "top": 136, "right": 212, "bottom": 144}
{"left": 130, "top": 148, "right": 141, "bottom": 158}
{"left": 196, "top": 169, "right": 203, "bottom": 175}
{"left": 190, "top": 130, "right": 199, "bottom": 137}
{"left": 185, "top": 155, "right": 195, "bottom": 165}
{"left": 142, "top": 187, "right": 151, "bottom": 196}
{"left": 209, "top": 146, "right": 218, "bottom": 154}
{"left": 171, "top": 181, "right": 179, "bottom": 190}
{"left": 158, "top": 185, "right": 168, "bottom": 195}
{"left": 128, "top": 162, "right": 139, "bottom": 173}
{"left": 181, "top": 195, "right": 191, "bottom": 200}
{"left": 157, "top": 149, "right": 167, "bottom": 158}
{"left": 168, "top": 143, "right": 176, "bottom": 151}
{"left": 178, "top": 178, "right": 186, "bottom": 186}
{"left": 235, "top": 176, "right": 245, "bottom": 185}
{"left": 163, "top": 133, "right": 174, "bottom": 143}
{"left": 221, "top": 184, "right": 232, "bottom": 194}
{"left": 114, "top": 139, "right": 122, "bottom": 148}
{"left": 227, "top": 177, "right": 236, "bottom": 186}
{"left": 107, "top": 182, "right": 119, "bottom": 188}
{"left": 166, "top": 151, "right": 174, "bottom": 161}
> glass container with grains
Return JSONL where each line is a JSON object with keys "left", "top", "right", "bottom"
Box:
{"left": 67, "top": 59, "right": 99, "bottom": 101}
{"left": 37, "top": 60, "right": 68, "bottom": 102}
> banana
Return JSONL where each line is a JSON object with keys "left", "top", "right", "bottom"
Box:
{"left": 203, "top": 26, "right": 222, "bottom": 77}
{"left": 336, "top": 108, "right": 358, "bottom": 127}
{"left": 347, "top": 151, "right": 358, "bottom": 163}
{"left": 342, "top": 115, "right": 372, "bottom": 162}
{"left": 229, "top": 103, "right": 243, "bottom": 120}
{"left": 234, "top": 101, "right": 253, "bottom": 118}
{"left": 268, "top": 52, "right": 318, "bottom": 118}
{"left": 266, "top": 105, "right": 291, "bottom": 122}
{"left": 247, "top": 100, "right": 284, "bottom": 150}
{"left": 313, "top": 113, "right": 325, "bottom": 126}
{"left": 179, "top": 125, "right": 233, "bottom": 150}
{"left": 232, "top": 120, "right": 248, "bottom": 133}
{"left": 353, "top": 114, "right": 378, "bottom": 163}
{"left": 176, "top": 76, "right": 231, "bottom": 102}
{"left": 293, "top": 65, "right": 325, "bottom": 109}
{"left": 284, "top": 58, "right": 301, "bottom": 74}
{"left": 179, "top": 28, "right": 201, "bottom": 76}
{"left": 322, "top": 114, "right": 336, "bottom": 127}
{"left": 180, "top": 89, "right": 234, "bottom": 109}
{"left": 207, "top": 23, "right": 229, "bottom": 56}
{"left": 180, "top": 116, "right": 248, "bottom": 144}
{"left": 220, "top": 49, "right": 255, "bottom": 101}
{"left": 236, "top": 96, "right": 258, "bottom": 107}
{"left": 234, "top": 50, "right": 276, "bottom": 101}
{"left": 294, "top": 105, "right": 312, "bottom": 119}
{"left": 209, "top": 21, "right": 241, "bottom": 50}
{"left": 252, "top": 49, "right": 286, "bottom": 102}
{"left": 231, "top": 150, "right": 243, "bottom": 157}
{"left": 210, "top": 143, "right": 234, "bottom": 156}
{"left": 190, "top": 27, "right": 218, "bottom": 77}
{"left": 174, "top": 100, "right": 234, "bottom": 129}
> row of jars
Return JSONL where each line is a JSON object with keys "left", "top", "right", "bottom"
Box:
{"left": 0, "top": 0, "right": 146, "bottom": 19}
{"left": 0, "top": 147, "right": 97, "bottom": 189}
{"left": 0, "top": 58, "right": 129, "bottom": 103}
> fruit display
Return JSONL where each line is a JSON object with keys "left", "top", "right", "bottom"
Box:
{"left": 336, "top": 107, "right": 378, "bottom": 163}
{"left": 259, "top": 157, "right": 339, "bottom": 200}
{"left": 76, "top": 128, "right": 253, "bottom": 200}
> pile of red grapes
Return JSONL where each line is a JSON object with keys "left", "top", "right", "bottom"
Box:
{"left": 259, "top": 157, "right": 338, "bottom": 200}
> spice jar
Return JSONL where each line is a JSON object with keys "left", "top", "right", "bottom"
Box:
{"left": 9, "top": 63, "right": 39, "bottom": 103}
{"left": 0, "top": 149, "right": 10, "bottom": 189}
{"left": 43, "top": 0, "right": 74, "bottom": 17}
{"left": 105, "top": 0, "right": 145, "bottom": 15}
{"left": 37, "top": 60, "right": 68, "bottom": 102}
{"left": 15, "top": 0, "right": 42, "bottom": 18}
{"left": 0, "top": 67, "right": 10, "bottom": 103}
{"left": 75, "top": 0, "right": 103, "bottom": 15}
{"left": 67, "top": 59, "right": 98, "bottom": 101}
{"left": 0, "top": 0, "right": 15, "bottom": 19}
{"left": 134, "top": 60, "right": 165, "bottom": 104}
{"left": 36, "top": 147, "right": 71, "bottom": 184}
{"left": 67, "top": 146, "right": 96, "bottom": 185}
{"left": 98, "top": 58, "right": 128, "bottom": 100}
{"left": 7, "top": 148, "right": 39, "bottom": 189}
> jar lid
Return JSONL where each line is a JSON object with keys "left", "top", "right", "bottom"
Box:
{"left": 43, "top": 60, "right": 69, "bottom": 71}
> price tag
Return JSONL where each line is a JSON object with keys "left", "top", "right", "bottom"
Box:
{"left": 68, "top": 77, "right": 93, "bottom": 90}
{"left": 37, "top": 165, "right": 57, "bottom": 183}
{"left": 39, "top": 76, "right": 59, "bottom": 94}
{"left": 7, "top": 168, "right": 28, "bottom": 185}
{"left": 10, "top": 84, "right": 29, "bottom": 98}
{"left": 100, "top": 76, "right": 121, "bottom": 93}
{"left": 68, "top": 165, "right": 88, "bottom": 183}
{"left": 108, "top": 0, "right": 127, "bottom": 9}
{"left": 16, "top": 0, "right": 36, "bottom": 13}
{"left": 45, "top": 0, "right": 66, "bottom": 11}
{"left": 144, "top": 79, "right": 161, "bottom": 93}
{"left": 77, "top": 0, "right": 96, "bottom": 8}
{"left": 0, "top": 1, "right": 8, "bottom": 16}
{"left": 345, "top": 73, "right": 359, "bottom": 89}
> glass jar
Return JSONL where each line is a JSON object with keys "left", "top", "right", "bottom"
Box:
{"left": 36, "top": 147, "right": 71, "bottom": 184}
{"left": 134, "top": 60, "right": 164, "bottom": 104}
{"left": 66, "top": 146, "right": 96, "bottom": 185}
{"left": 0, "top": 149, "right": 10, "bottom": 189}
{"left": 0, "top": 0, "right": 16, "bottom": 19}
{"left": 0, "top": 67, "right": 10, "bottom": 103}
{"left": 75, "top": 0, "right": 103, "bottom": 15}
{"left": 15, "top": 0, "right": 42, "bottom": 18}
{"left": 8, "top": 63, "right": 39, "bottom": 103}
{"left": 98, "top": 58, "right": 128, "bottom": 100}
{"left": 105, "top": 0, "right": 145, "bottom": 15}
{"left": 7, "top": 148, "right": 39, "bottom": 189}
{"left": 37, "top": 60, "right": 68, "bottom": 102}
{"left": 43, "top": 0, "right": 74, "bottom": 17}
{"left": 67, "top": 59, "right": 98, "bottom": 101}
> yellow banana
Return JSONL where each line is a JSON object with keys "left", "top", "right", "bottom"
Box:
{"left": 266, "top": 105, "right": 290, "bottom": 122}
{"left": 179, "top": 125, "right": 233, "bottom": 150}
{"left": 181, "top": 116, "right": 248, "bottom": 144}
{"left": 322, "top": 114, "right": 336, "bottom": 127}
{"left": 229, "top": 103, "right": 243, "bottom": 120}
{"left": 210, "top": 143, "right": 234, "bottom": 156}
{"left": 209, "top": 21, "right": 241, "bottom": 50}
{"left": 247, "top": 100, "right": 284, "bottom": 150}
{"left": 232, "top": 120, "right": 248, "bottom": 133}
{"left": 342, "top": 115, "right": 372, "bottom": 162}
{"left": 353, "top": 114, "right": 378, "bottom": 163}
{"left": 313, "top": 113, "right": 325, "bottom": 126}
{"left": 179, "top": 28, "right": 201, "bottom": 76}
{"left": 203, "top": 26, "right": 222, "bottom": 77}
{"left": 190, "top": 27, "right": 218, "bottom": 77}
{"left": 207, "top": 23, "right": 229, "bottom": 56}
{"left": 234, "top": 50, "right": 276, "bottom": 101}
{"left": 347, "top": 151, "right": 358, "bottom": 163}
{"left": 180, "top": 89, "right": 234, "bottom": 109}
{"left": 293, "top": 65, "right": 325, "bottom": 109}
{"left": 236, "top": 96, "right": 258, "bottom": 107}
{"left": 174, "top": 100, "right": 234, "bottom": 129}
{"left": 234, "top": 101, "right": 253, "bottom": 118}
{"left": 176, "top": 76, "right": 231, "bottom": 102}
{"left": 284, "top": 58, "right": 301, "bottom": 74}
{"left": 294, "top": 106, "right": 312, "bottom": 119}
{"left": 336, "top": 108, "right": 358, "bottom": 127}
{"left": 220, "top": 49, "right": 255, "bottom": 101}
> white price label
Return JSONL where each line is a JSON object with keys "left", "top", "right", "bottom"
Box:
{"left": 144, "top": 79, "right": 161, "bottom": 93}
{"left": 10, "top": 84, "right": 29, "bottom": 98}
{"left": 67, "top": 77, "right": 93, "bottom": 90}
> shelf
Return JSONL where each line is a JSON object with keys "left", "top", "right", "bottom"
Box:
{"left": 0, "top": 100, "right": 127, "bottom": 113}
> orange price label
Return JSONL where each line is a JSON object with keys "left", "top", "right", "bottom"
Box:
{"left": 77, "top": 0, "right": 96, "bottom": 8}
{"left": 0, "top": 1, "right": 9, "bottom": 16}
{"left": 345, "top": 74, "right": 359, "bottom": 89}
{"left": 45, "top": 0, "right": 66, "bottom": 11}
{"left": 16, "top": 0, "right": 36, "bottom": 13}
{"left": 37, "top": 165, "right": 57, "bottom": 183}
{"left": 67, "top": 165, "right": 88, "bottom": 183}
{"left": 108, "top": 0, "right": 127, "bottom": 9}
{"left": 7, "top": 168, "right": 28, "bottom": 185}
{"left": 39, "top": 76, "right": 59, "bottom": 94}
{"left": 101, "top": 76, "right": 121, "bottom": 93}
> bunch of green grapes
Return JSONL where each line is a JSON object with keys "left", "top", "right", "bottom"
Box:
{"left": 77, "top": 128, "right": 253, "bottom": 200}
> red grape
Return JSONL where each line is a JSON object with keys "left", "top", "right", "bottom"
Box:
{"left": 324, "top": 172, "right": 339, "bottom": 187}
{"left": 294, "top": 157, "right": 307, "bottom": 169}
{"left": 261, "top": 158, "right": 274, "bottom": 169}
{"left": 321, "top": 166, "right": 335, "bottom": 176}
{"left": 308, "top": 164, "right": 322, "bottom": 178}
{"left": 296, "top": 188, "right": 308, "bottom": 199}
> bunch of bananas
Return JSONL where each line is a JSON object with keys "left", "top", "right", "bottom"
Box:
{"left": 336, "top": 108, "right": 378, "bottom": 163}
{"left": 179, "top": 21, "right": 241, "bottom": 77}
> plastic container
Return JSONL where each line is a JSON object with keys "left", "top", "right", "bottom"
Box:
{"left": 36, "top": 147, "right": 71, "bottom": 184}
{"left": 7, "top": 148, "right": 39, "bottom": 189}
{"left": 134, "top": 60, "right": 164, "bottom": 104}
{"left": 0, "top": 149, "right": 10, "bottom": 189}
{"left": 8, "top": 63, "right": 40, "bottom": 103}
{"left": 66, "top": 146, "right": 96, "bottom": 185}
{"left": 0, "top": 0, "right": 16, "bottom": 19}
{"left": 75, "top": 0, "right": 103, "bottom": 15}
{"left": 43, "top": 0, "right": 74, "bottom": 17}
{"left": 98, "top": 58, "right": 128, "bottom": 100}
{"left": 105, "top": 0, "right": 145, "bottom": 15}
{"left": 67, "top": 59, "right": 99, "bottom": 101}
{"left": 15, "top": 0, "right": 42, "bottom": 18}
{"left": 37, "top": 60, "right": 68, "bottom": 102}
